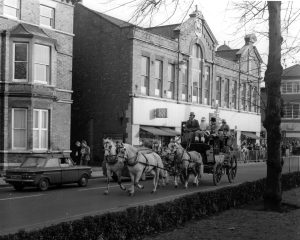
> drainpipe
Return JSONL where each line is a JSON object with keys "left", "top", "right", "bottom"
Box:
{"left": 238, "top": 58, "right": 241, "bottom": 112}
{"left": 177, "top": 34, "right": 180, "bottom": 102}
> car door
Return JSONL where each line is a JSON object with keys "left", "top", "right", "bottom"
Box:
{"left": 60, "top": 158, "right": 78, "bottom": 183}
{"left": 43, "top": 158, "right": 62, "bottom": 184}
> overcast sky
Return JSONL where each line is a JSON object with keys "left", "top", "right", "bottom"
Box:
{"left": 82, "top": 0, "right": 300, "bottom": 70}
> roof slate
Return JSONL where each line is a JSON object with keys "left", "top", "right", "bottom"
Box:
{"left": 146, "top": 24, "right": 180, "bottom": 39}
{"left": 282, "top": 64, "right": 300, "bottom": 78}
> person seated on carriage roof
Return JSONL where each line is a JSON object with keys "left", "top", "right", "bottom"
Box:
{"left": 219, "top": 119, "right": 230, "bottom": 134}
{"left": 184, "top": 112, "right": 200, "bottom": 132}
{"left": 184, "top": 112, "right": 200, "bottom": 143}
{"left": 195, "top": 117, "right": 210, "bottom": 143}
{"left": 208, "top": 117, "right": 219, "bottom": 135}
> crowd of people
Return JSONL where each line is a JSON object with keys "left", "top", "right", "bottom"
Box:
{"left": 71, "top": 140, "right": 91, "bottom": 165}
{"left": 183, "top": 112, "right": 231, "bottom": 148}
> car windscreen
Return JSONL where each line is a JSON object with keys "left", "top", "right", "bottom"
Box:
{"left": 21, "top": 158, "right": 47, "bottom": 168}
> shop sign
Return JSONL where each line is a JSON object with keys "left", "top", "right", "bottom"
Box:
{"left": 155, "top": 108, "right": 168, "bottom": 118}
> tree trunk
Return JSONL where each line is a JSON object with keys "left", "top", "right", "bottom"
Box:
{"left": 263, "top": 1, "right": 283, "bottom": 211}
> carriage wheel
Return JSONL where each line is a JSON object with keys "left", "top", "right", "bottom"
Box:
{"left": 213, "top": 162, "right": 223, "bottom": 186}
{"left": 227, "top": 155, "right": 237, "bottom": 183}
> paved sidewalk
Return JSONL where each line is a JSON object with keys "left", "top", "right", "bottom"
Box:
{"left": 0, "top": 167, "right": 104, "bottom": 187}
{"left": 143, "top": 187, "right": 300, "bottom": 240}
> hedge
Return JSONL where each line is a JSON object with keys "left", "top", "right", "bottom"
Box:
{"left": 1, "top": 172, "right": 299, "bottom": 240}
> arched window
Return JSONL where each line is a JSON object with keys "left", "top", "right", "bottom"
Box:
{"left": 191, "top": 44, "right": 203, "bottom": 103}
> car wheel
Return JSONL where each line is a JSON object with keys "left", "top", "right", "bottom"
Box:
{"left": 78, "top": 175, "right": 88, "bottom": 187}
{"left": 38, "top": 178, "right": 49, "bottom": 191}
{"left": 13, "top": 184, "right": 24, "bottom": 191}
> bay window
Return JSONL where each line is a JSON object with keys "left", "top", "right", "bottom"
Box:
{"left": 34, "top": 44, "right": 51, "bottom": 84}
{"left": 13, "top": 43, "right": 28, "bottom": 81}
{"left": 33, "top": 109, "right": 48, "bottom": 150}
{"left": 12, "top": 108, "right": 27, "bottom": 149}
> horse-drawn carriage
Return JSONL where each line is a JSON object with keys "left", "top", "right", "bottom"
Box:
{"left": 180, "top": 122, "right": 238, "bottom": 186}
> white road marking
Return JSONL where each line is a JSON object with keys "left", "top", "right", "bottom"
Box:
{"left": 78, "top": 184, "right": 130, "bottom": 191}
{"left": 0, "top": 194, "right": 44, "bottom": 201}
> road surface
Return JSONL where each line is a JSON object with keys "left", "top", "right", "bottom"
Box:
{"left": 0, "top": 160, "right": 298, "bottom": 235}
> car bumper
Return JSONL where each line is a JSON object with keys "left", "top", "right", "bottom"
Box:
{"left": 5, "top": 179, "right": 36, "bottom": 186}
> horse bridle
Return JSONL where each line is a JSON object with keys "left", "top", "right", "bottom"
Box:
{"left": 104, "top": 141, "right": 119, "bottom": 163}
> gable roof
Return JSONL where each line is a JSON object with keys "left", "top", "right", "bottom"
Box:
{"left": 80, "top": 4, "right": 134, "bottom": 28}
{"left": 282, "top": 64, "right": 300, "bottom": 78}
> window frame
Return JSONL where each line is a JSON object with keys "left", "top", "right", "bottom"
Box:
{"left": 13, "top": 42, "right": 28, "bottom": 82}
{"left": 224, "top": 78, "right": 230, "bottom": 108}
{"left": 3, "top": 0, "right": 20, "bottom": 19}
{"left": 215, "top": 76, "right": 221, "bottom": 107}
{"left": 33, "top": 43, "right": 51, "bottom": 85}
{"left": 203, "top": 66, "right": 210, "bottom": 105}
{"left": 231, "top": 80, "right": 237, "bottom": 109}
{"left": 141, "top": 56, "right": 150, "bottom": 95}
{"left": 12, "top": 108, "right": 27, "bottom": 150}
{"left": 167, "top": 63, "right": 175, "bottom": 99}
{"left": 154, "top": 60, "right": 163, "bottom": 97}
{"left": 181, "top": 62, "right": 188, "bottom": 101}
{"left": 40, "top": 4, "right": 55, "bottom": 29}
{"left": 33, "top": 109, "right": 49, "bottom": 151}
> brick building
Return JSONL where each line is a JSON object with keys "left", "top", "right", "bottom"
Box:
{"left": 280, "top": 64, "right": 300, "bottom": 139}
{"left": 0, "top": 0, "right": 74, "bottom": 169}
{"left": 72, "top": 4, "right": 262, "bottom": 162}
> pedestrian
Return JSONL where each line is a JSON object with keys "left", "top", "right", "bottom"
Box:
{"left": 71, "top": 141, "right": 81, "bottom": 165}
{"left": 80, "top": 140, "right": 91, "bottom": 165}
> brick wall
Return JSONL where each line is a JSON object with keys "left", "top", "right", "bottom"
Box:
{"left": 0, "top": 0, "right": 74, "bottom": 168}
{"left": 72, "top": 4, "right": 133, "bottom": 162}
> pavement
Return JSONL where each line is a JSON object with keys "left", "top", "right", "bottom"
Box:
{"left": 143, "top": 187, "right": 300, "bottom": 240}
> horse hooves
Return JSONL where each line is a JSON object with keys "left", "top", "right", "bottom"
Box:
{"left": 151, "top": 190, "right": 156, "bottom": 194}
{"left": 104, "top": 190, "right": 109, "bottom": 195}
{"left": 174, "top": 185, "right": 178, "bottom": 188}
{"left": 128, "top": 192, "right": 134, "bottom": 197}
{"left": 193, "top": 183, "right": 197, "bottom": 187}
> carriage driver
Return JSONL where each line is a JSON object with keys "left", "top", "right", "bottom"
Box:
{"left": 184, "top": 112, "right": 200, "bottom": 142}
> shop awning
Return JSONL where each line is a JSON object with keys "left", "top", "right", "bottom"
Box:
{"left": 140, "top": 126, "right": 171, "bottom": 136}
{"left": 159, "top": 127, "right": 181, "bottom": 136}
{"left": 242, "top": 132, "right": 261, "bottom": 139}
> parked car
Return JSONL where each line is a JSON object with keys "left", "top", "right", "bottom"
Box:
{"left": 5, "top": 156, "right": 92, "bottom": 191}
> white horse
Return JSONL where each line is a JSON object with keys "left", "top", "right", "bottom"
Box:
{"left": 103, "top": 138, "right": 126, "bottom": 195}
{"left": 168, "top": 142, "right": 203, "bottom": 189}
{"left": 118, "top": 143, "right": 166, "bottom": 196}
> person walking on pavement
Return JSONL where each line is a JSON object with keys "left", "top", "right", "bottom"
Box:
{"left": 80, "top": 140, "right": 91, "bottom": 165}
{"left": 71, "top": 141, "right": 81, "bottom": 165}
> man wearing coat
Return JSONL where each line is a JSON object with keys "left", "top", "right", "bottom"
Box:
{"left": 184, "top": 112, "right": 200, "bottom": 143}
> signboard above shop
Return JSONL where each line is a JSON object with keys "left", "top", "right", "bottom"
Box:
{"left": 155, "top": 108, "right": 168, "bottom": 118}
